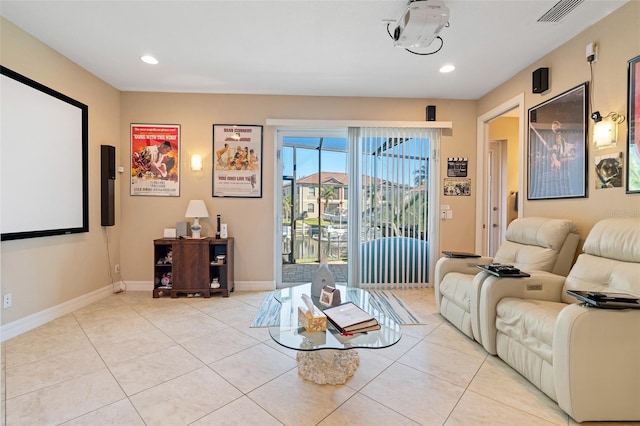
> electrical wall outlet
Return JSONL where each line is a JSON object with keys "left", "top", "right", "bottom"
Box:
{"left": 114, "top": 264, "right": 120, "bottom": 273}
{"left": 3, "top": 294, "right": 12, "bottom": 308}
{"left": 586, "top": 42, "right": 597, "bottom": 63}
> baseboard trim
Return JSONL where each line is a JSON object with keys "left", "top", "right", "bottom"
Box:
{"left": 121, "top": 280, "right": 153, "bottom": 291}
{"left": 1, "top": 284, "right": 113, "bottom": 342}
{"left": 235, "top": 281, "right": 276, "bottom": 291}
{"left": 1, "top": 279, "right": 276, "bottom": 341}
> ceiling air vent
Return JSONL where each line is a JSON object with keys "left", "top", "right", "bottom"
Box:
{"left": 537, "top": 0, "right": 585, "bottom": 22}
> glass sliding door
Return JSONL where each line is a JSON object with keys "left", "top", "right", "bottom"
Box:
{"left": 277, "top": 130, "right": 349, "bottom": 288}
{"left": 354, "top": 127, "right": 436, "bottom": 289}
{"left": 276, "top": 125, "right": 440, "bottom": 290}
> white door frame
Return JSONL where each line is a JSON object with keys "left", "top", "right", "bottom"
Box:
{"left": 475, "top": 94, "right": 525, "bottom": 255}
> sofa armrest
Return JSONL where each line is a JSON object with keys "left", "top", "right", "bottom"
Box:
{"left": 554, "top": 304, "right": 640, "bottom": 422}
{"left": 478, "top": 271, "right": 566, "bottom": 354}
{"left": 434, "top": 256, "right": 493, "bottom": 308}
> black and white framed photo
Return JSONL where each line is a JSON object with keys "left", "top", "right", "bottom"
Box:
{"left": 212, "top": 124, "right": 263, "bottom": 198}
{"left": 527, "top": 83, "right": 588, "bottom": 200}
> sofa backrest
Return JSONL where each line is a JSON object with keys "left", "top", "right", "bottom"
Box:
{"left": 493, "top": 217, "right": 579, "bottom": 276}
{"left": 563, "top": 217, "right": 640, "bottom": 303}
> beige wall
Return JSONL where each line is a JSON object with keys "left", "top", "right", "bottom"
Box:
{"left": 1, "top": 18, "right": 121, "bottom": 324}
{"left": 477, "top": 1, "right": 640, "bottom": 239}
{"left": 119, "top": 93, "right": 478, "bottom": 283}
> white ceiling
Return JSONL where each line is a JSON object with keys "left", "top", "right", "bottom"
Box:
{"left": 0, "top": 0, "right": 628, "bottom": 100}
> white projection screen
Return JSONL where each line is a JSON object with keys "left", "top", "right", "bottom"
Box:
{"left": 1, "top": 66, "right": 89, "bottom": 241}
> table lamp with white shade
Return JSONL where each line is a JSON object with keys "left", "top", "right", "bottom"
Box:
{"left": 185, "top": 200, "right": 209, "bottom": 238}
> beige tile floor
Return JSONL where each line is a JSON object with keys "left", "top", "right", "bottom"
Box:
{"left": 0, "top": 288, "right": 631, "bottom": 425}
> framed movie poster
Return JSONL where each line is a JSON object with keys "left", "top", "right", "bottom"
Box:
{"left": 130, "top": 124, "right": 180, "bottom": 196}
{"left": 627, "top": 55, "right": 640, "bottom": 193}
{"left": 527, "top": 83, "right": 588, "bottom": 200}
{"left": 212, "top": 124, "right": 263, "bottom": 198}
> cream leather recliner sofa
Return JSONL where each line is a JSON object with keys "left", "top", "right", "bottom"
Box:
{"left": 434, "top": 217, "right": 580, "bottom": 344}
{"left": 478, "top": 217, "right": 640, "bottom": 422}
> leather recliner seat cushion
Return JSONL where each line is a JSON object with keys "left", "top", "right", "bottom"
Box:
{"left": 495, "top": 297, "right": 565, "bottom": 401}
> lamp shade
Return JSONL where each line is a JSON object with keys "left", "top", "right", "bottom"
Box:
{"left": 190, "top": 154, "right": 203, "bottom": 171}
{"left": 185, "top": 200, "right": 209, "bottom": 218}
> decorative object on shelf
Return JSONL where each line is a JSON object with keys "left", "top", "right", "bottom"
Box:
{"left": 211, "top": 278, "right": 220, "bottom": 289}
{"left": 163, "top": 228, "right": 177, "bottom": 238}
{"left": 216, "top": 254, "right": 226, "bottom": 264}
{"left": 176, "top": 221, "right": 189, "bottom": 238}
{"left": 311, "top": 263, "right": 335, "bottom": 298}
{"left": 220, "top": 223, "right": 228, "bottom": 239}
{"left": 185, "top": 200, "right": 209, "bottom": 238}
{"left": 627, "top": 55, "right": 640, "bottom": 193}
{"left": 130, "top": 123, "right": 180, "bottom": 197}
{"left": 160, "top": 272, "right": 172, "bottom": 288}
{"left": 528, "top": 82, "right": 588, "bottom": 200}
{"left": 157, "top": 248, "right": 172, "bottom": 264}
{"left": 216, "top": 214, "right": 221, "bottom": 238}
{"left": 212, "top": 124, "right": 263, "bottom": 198}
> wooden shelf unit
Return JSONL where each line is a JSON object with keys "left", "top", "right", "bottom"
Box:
{"left": 153, "top": 237, "right": 234, "bottom": 298}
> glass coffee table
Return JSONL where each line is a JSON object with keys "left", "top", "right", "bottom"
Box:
{"left": 269, "top": 283, "right": 401, "bottom": 384}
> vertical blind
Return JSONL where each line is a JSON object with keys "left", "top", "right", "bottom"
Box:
{"left": 352, "top": 127, "right": 437, "bottom": 290}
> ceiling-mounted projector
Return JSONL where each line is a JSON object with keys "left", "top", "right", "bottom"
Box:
{"left": 393, "top": 0, "right": 449, "bottom": 49}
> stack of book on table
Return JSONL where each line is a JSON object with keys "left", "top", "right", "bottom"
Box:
{"left": 323, "top": 301, "right": 380, "bottom": 334}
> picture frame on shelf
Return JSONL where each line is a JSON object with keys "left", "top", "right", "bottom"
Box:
{"left": 626, "top": 55, "right": 640, "bottom": 193}
{"left": 527, "top": 82, "right": 588, "bottom": 200}
{"left": 212, "top": 124, "right": 263, "bottom": 198}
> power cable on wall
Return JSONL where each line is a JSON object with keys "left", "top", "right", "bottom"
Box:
{"left": 103, "top": 227, "right": 126, "bottom": 294}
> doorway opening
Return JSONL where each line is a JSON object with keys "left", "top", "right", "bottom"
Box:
{"left": 279, "top": 131, "right": 349, "bottom": 288}
{"left": 276, "top": 126, "right": 440, "bottom": 289}
{"left": 476, "top": 94, "right": 525, "bottom": 254}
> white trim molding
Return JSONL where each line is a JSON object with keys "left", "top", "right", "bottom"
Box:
{"left": 1, "top": 284, "right": 113, "bottom": 342}
{"left": 266, "top": 118, "right": 452, "bottom": 129}
{"left": 475, "top": 93, "right": 526, "bottom": 255}
{"left": 1, "top": 280, "right": 276, "bottom": 341}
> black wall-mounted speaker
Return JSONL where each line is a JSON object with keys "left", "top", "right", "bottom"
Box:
{"left": 532, "top": 67, "right": 549, "bottom": 94}
{"left": 100, "top": 145, "right": 115, "bottom": 226}
{"left": 426, "top": 105, "right": 436, "bottom": 121}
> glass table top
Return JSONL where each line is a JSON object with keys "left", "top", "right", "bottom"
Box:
{"left": 268, "top": 283, "right": 402, "bottom": 351}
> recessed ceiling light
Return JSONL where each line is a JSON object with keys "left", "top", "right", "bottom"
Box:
{"left": 439, "top": 64, "right": 455, "bottom": 73}
{"left": 140, "top": 55, "right": 158, "bottom": 65}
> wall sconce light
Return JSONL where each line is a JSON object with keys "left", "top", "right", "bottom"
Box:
{"left": 592, "top": 111, "right": 625, "bottom": 150}
{"left": 190, "top": 154, "right": 203, "bottom": 171}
